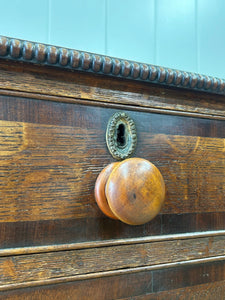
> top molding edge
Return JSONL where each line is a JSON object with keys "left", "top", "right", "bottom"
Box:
{"left": 0, "top": 36, "right": 225, "bottom": 95}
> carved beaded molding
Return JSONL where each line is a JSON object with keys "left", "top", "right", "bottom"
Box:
{"left": 0, "top": 35, "right": 225, "bottom": 94}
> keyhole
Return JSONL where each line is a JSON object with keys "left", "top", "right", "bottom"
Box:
{"left": 117, "top": 123, "right": 126, "bottom": 147}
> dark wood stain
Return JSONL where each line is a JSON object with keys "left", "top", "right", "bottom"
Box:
{"left": 0, "top": 51, "right": 224, "bottom": 298}
{"left": 0, "top": 60, "right": 225, "bottom": 119}
{"left": 0, "top": 234, "right": 225, "bottom": 289}
{"left": 0, "top": 97, "right": 224, "bottom": 226}
{"left": 129, "top": 281, "right": 225, "bottom": 300}
{"left": 1, "top": 213, "right": 225, "bottom": 250}
{"left": 1, "top": 260, "right": 225, "bottom": 299}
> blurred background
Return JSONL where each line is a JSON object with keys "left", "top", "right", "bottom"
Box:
{"left": 0, "top": 0, "right": 224, "bottom": 78}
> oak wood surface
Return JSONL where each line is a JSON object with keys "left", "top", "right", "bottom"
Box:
{"left": 1, "top": 212, "right": 225, "bottom": 250}
{"left": 0, "top": 234, "right": 224, "bottom": 290}
{"left": 1, "top": 260, "right": 225, "bottom": 299}
{"left": 0, "top": 58, "right": 224, "bottom": 298}
{"left": 0, "top": 100, "right": 224, "bottom": 223}
{"left": 121, "top": 281, "right": 225, "bottom": 300}
{"left": 0, "top": 94, "right": 224, "bottom": 250}
{"left": 128, "top": 281, "right": 225, "bottom": 300}
{"left": 0, "top": 60, "right": 225, "bottom": 119}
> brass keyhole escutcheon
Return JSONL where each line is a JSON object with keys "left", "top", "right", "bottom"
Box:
{"left": 106, "top": 112, "right": 137, "bottom": 160}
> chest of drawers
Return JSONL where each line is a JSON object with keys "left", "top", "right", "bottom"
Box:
{"left": 0, "top": 36, "right": 224, "bottom": 299}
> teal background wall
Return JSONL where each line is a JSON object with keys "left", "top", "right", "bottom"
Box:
{"left": 0, "top": 0, "right": 224, "bottom": 78}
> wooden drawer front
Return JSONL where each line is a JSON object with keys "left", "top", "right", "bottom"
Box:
{"left": 0, "top": 38, "right": 225, "bottom": 298}
{"left": 1, "top": 258, "right": 225, "bottom": 299}
{"left": 0, "top": 94, "right": 224, "bottom": 250}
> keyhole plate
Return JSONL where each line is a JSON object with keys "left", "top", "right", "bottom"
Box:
{"left": 106, "top": 112, "right": 137, "bottom": 160}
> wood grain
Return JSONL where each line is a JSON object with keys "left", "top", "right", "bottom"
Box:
{"left": 0, "top": 117, "right": 224, "bottom": 222}
{"left": 1, "top": 95, "right": 224, "bottom": 137}
{"left": 0, "top": 271, "right": 153, "bottom": 299}
{"left": 2, "top": 212, "right": 225, "bottom": 250}
{"left": 0, "top": 95, "right": 224, "bottom": 250}
{"left": 0, "top": 235, "right": 225, "bottom": 289}
{"left": 0, "top": 259, "right": 225, "bottom": 299}
{"left": 139, "top": 133, "right": 225, "bottom": 214}
{"left": 0, "top": 216, "right": 162, "bottom": 250}
{"left": 121, "top": 281, "right": 225, "bottom": 299}
{"left": 1, "top": 230, "right": 225, "bottom": 257}
{"left": 0, "top": 60, "right": 225, "bottom": 119}
{"left": 0, "top": 46, "right": 225, "bottom": 298}
{"left": 162, "top": 212, "right": 225, "bottom": 234}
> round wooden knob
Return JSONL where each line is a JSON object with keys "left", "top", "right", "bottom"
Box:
{"left": 94, "top": 158, "right": 165, "bottom": 225}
